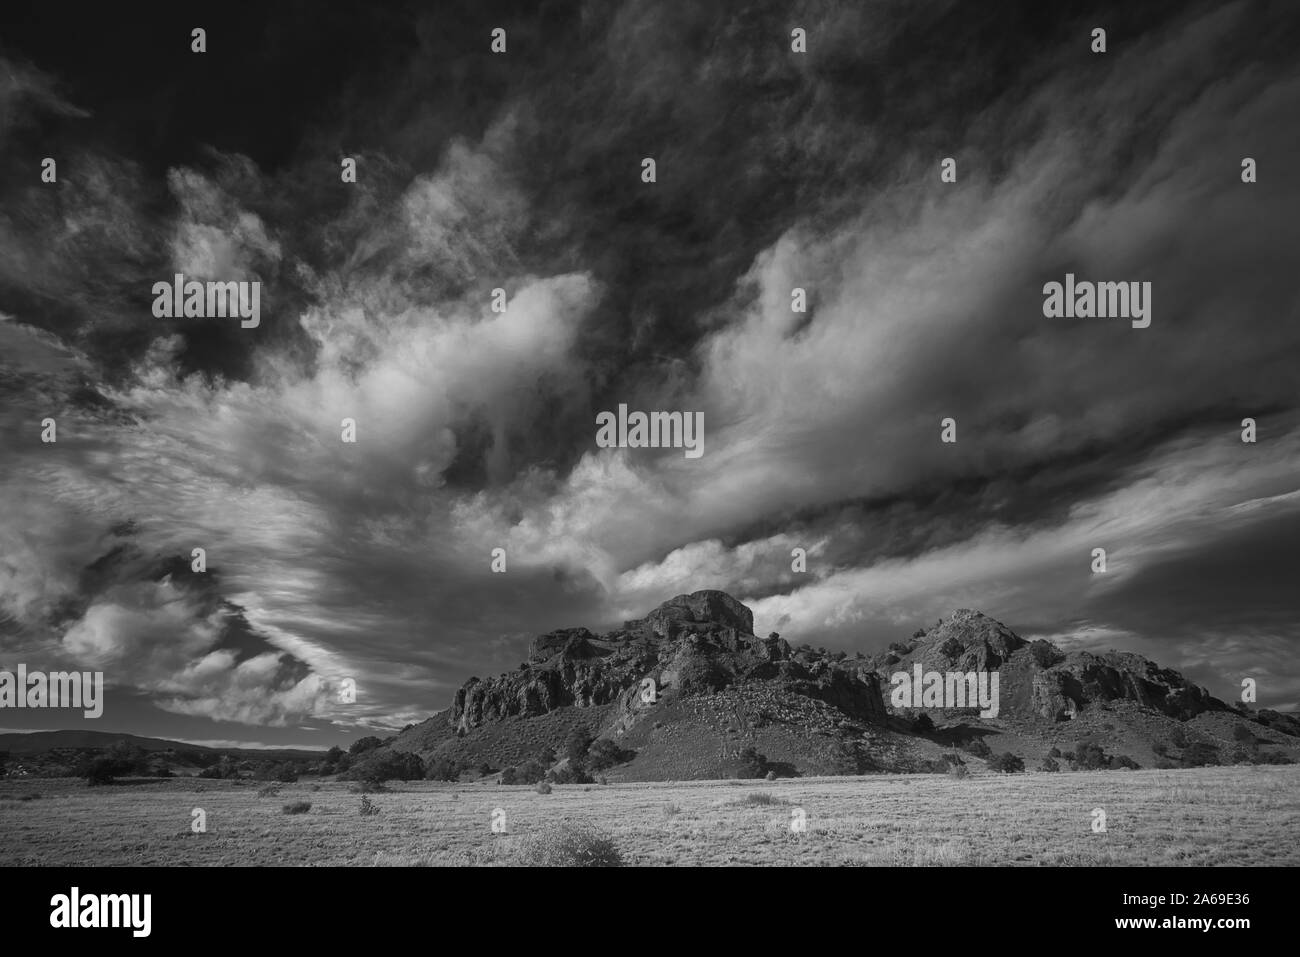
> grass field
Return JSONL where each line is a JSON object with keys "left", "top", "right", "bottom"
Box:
{"left": 2, "top": 765, "right": 1296, "bottom": 866}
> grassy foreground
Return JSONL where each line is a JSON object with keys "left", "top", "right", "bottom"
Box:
{"left": 2, "top": 765, "right": 1296, "bottom": 866}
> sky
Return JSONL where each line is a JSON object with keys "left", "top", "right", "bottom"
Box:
{"left": 1, "top": 0, "right": 1298, "bottom": 749}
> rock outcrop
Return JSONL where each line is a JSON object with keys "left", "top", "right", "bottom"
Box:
{"left": 451, "top": 590, "right": 886, "bottom": 734}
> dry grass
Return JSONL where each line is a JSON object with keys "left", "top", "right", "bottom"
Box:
{"left": 1, "top": 765, "right": 1296, "bottom": 866}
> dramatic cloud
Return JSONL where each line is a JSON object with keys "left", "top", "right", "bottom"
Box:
{"left": 1, "top": 0, "right": 1297, "bottom": 745}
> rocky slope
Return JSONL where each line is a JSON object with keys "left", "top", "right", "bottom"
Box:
{"left": 386, "top": 592, "right": 1298, "bottom": 781}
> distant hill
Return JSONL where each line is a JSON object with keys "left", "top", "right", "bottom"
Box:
{"left": 0, "top": 729, "right": 322, "bottom": 760}
{"left": 384, "top": 590, "right": 1300, "bottom": 781}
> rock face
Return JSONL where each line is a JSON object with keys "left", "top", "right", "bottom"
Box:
{"left": 867, "top": 609, "right": 1227, "bottom": 722}
{"left": 450, "top": 590, "right": 885, "bottom": 734}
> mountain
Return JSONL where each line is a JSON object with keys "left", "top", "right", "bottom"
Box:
{"left": 384, "top": 591, "right": 1299, "bottom": 781}
{"left": 0, "top": 730, "right": 211, "bottom": 754}
{"left": 0, "top": 729, "right": 321, "bottom": 760}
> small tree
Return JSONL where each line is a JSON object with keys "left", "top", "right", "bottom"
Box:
{"left": 988, "top": 752, "right": 1025, "bottom": 774}
{"left": 736, "top": 747, "right": 768, "bottom": 779}
{"left": 564, "top": 728, "right": 594, "bottom": 764}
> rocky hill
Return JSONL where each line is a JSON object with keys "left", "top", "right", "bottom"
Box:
{"left": 384, "top": 591, "right": 1300, "bottom": 781}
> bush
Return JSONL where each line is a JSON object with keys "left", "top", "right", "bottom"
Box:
{"left": 586, "top": 739, "right": 633, "bottom": 771}
{"left": 1169, "top": 726, "right": 1189, "bottom": 748}
{"left": 962, "top": 738, "right": 992, "bottom": 759}
{"left": 677, "top": 656, "right": 729, "bottom": 696}
{"left": 565, "top": 728, "right": 594, "bottom": 763}
{"left": 913, "top": 713, "right": 935, "bottom": 732}
{"left": 1047, "top": 747, "right": 1062, "bottom": 758}
{"left": 535, "top": 781, "right": 552, "bottom": 794}
{"left": 502, "top": 758, "right": 548, "bottom": 786}
{"left": 1232, "top": 725, "right": 1256, "bottom": 744}
{"left": 359, "top": 796, "right": 379, "bottom": 816}
{"left": 1112, "top": 754, "right": 1140, "bottom": 770}
{"left": 765, "top": 770, "right": 778, "bottom": 781}
{"left": 348, "top": 736, "right": 384, "bottom": 756}
{"left": 1039, "top": 757, "right": 1060, "bottom": 772}
{"left": 735, "top": 747, "right": 769, "bottom": 779}
{"left": 257, "top": 784, "right": 281, "bottom": 798}
{"left": 513, "top": 823, "right": 622, "bottom": 866}
{"left": 82, "top": 755, "right": 131, "bottom": 786}
{"left": 1180, "top": 742, "right": 1220, "bottom": 768}
{"left": 947, "top": 762, "right": 969, "bottom": 779}
{"left": 1251, "top": 749, "right": 1296, "bottom": 765}
{"left": 425, "top": 756, "right": 463, "bottom": 782}
{"left": 1028, "top": 640, "right": 1065, "bottom": 669}
{"left": 938, "top": 637, "right": 963, "bottom": 660}
{"left": 348, "top": 749, "right": 425, "bottom": 783}
{"left": 274, "top": 764, "right": 299, "bottom": 783}
{"left": 988, "top": 752, "right": 1025, "bottom": 774}
{"left": 547, "top": 763, "right": 594, "bottom": 785}
{"left": 282, "top": 801, "right": 311, "bottom": 815}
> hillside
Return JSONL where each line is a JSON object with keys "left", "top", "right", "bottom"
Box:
{"left": 385, "top": 591, "right": 1300, "bottom": 781}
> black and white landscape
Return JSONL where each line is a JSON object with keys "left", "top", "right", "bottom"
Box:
{"left": 1, "top": 0, "right": 1299, "bottom": 874}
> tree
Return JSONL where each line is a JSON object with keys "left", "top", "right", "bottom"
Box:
{"left": 564, "top": 728, "right": 594, "bottom": 764}
{"left": 425, "top": 756, "right": 463, "bottom": 782}
{"left": 988, "top": 752, "right": 1025, "bottom": 773}
{"left": 325, "top": 746, "right": 344, "bottom": 763}
{"left": 348, "top": 749, "right": 424, "bottom": 783}
{"left": 735, "top": 747, "right": 768, "bottom": 779}
{"left": 348, "top": 736, "right": 383, "bottom": 756}
{"left": 586, "top": 739, "right": 633, "bottom": 771}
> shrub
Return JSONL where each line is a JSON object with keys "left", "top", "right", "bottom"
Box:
{"left": 564, "top": 728, "right": 594, "bottom": 763}
{"left": 1071, "top": 742, "right": 1110, "bottom": 770}
{"left": 1111, "top": 754, "right": 1140, "bottom": 770}
{"left": 257, "top": 784, "right": 281, "bottom": 798}
{"left": 1028, "top": 640, "right": 1065, "bottom": 669}
{"left": 733, "top": 792, "right": 783, "bottom": 806}
{"left": 348, "top": 736, "right": 383, "bottom": 756}
{"left": 359, "top": 796, "right": 379, "bottom": 816}
{"left": 938, "top": 637, "right": 963, "bottom": 660}
{"left": 348, "top": 749, "right": 425, "bottom": 783}
{"left": 502, "top": 758, "right": 548, "bottom": 786}
{"left": 282, "top": 801, "right": 311, "bottom": 815}
{"left": 1232, "top": 725, "right": 1256, "bottom": 744}
{"left": 913, "top": 713, "right": 935, "bottom": 732}
{"left": 988, "top": 752, "right": 1025, "bottom": 774}
{"left": 81, "top": 755, "right": 133, "bottom": 786}
{"left": 1251, "top": 750, "right": 1296, "bottom": 765}
{"left": 962, "top": 738, "right": 992, "bottom": 759}
{"left": 677, "top": 656, "right": 729, "bottom": 695}
{"left": 547, "top": 763, "right": 594, "bottom": 785}
{"left": 274, "top": 764, "right": 299, "bottom": 783}
{"left": 1180, "top": 742, "right": 1220, "bottom": 768}
{"left": 1047, "top": 747, "right": 1062, "bottom": 758}
{"left": 735, "top": 747, "right": 769, "bottom": 779}
{"left": 535, "top": 781, "right": 552, "bottom": 795}
{"left": 947, "top": 762, "right": 969, "bottom": 779}
{"left": 513, "top": 823, "right": 622, "bottom": 867}
{"left": 765, "top": 770, "right": 778, "bottom": 781}
{"left": 425, "top": 756, "right": 463, "bottom": 782}
{"left": 1169, "top": 726, "right": 1189, "bottom": 748}
{"left": 586, "top": 739, "right": 633, "bottom": 771}
{"left": 1039, "top": 757, "right": 1060, "bottom": 772}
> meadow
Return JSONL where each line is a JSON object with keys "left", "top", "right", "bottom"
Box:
{"left": 1, "top": 765, "right": 1296, "bottom": 866}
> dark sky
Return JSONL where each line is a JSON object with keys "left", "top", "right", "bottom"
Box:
{"left": 1, "top": 0, "right": 1298, "bottom": 748}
